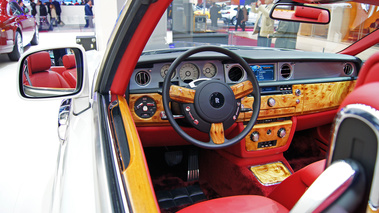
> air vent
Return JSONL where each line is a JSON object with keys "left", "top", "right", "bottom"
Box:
{"left": 135, "top": 71, "right": 150, "bottom": 86}
{"left": 343, "top": 63, "right": 354, "bottom": 76}
{"left": 280, "top": 64, "right": 292, "bottom": 79}
{"left": 228, "top": 66, "right": 244, "bottom": 82}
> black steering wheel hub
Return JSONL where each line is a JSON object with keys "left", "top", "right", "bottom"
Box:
{"left": 194, "top": 80, "right": 237, "bottom": 123}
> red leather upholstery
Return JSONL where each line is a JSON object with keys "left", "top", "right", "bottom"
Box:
{"left": 27, "top": 51, "right": 71, "bottom": 88}
{"left": 355, "top": 52, "right": 379, "bottom": 89}
{"left": 178, "top": 160, "right": 324, "bottom": 213}
{"left": 295, "top": 6, "right": 322, "bottom": 20}
{"left": 294, "top": 6, "right": 328, "bottom": 22}
{"left": 28, "top": 51, "right": 52, "bottom": 75}
{"left": 62, "top": 54, "right": 77, "bottom": 88}
{"left": 62, "top": 54, "right": 76, "bottom": 69}
{"left": 62, "top": 70, "right": 77, "bottom": 88}
{"left": 177, "top": 195, "right": 289, "bottom": 213}
{"left": 268, "top": 159, "right": 325, "bottom": 210}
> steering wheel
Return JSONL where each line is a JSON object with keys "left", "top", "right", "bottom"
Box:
{"left": 162, "top": 46, "right": 260, "bottom": 149}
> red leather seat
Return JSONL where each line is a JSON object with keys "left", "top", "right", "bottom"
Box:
{"left": 178, "top": 195, "right": 289, "bottom": 213}
{"left": 178, "top": 160, "right": 325, "bottom": 213}
{"left": 26, "top": 51, "right": 71, "bottom": 88}
{"left": 62, "top": 54, "right": 77, "bottom": 88}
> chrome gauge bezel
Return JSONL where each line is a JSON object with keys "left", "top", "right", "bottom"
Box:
{"left": 179, "top": 63, "right": 200, "bottom": 82}
{"left": 160, "top": 64, "right": 176, "bottom": 79}
{"left": 202, "top": 62, "right": 217, "bottom": 78}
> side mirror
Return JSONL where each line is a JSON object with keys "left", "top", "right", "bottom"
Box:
{"left": 18, "top": 48, "right": 84, "bottom": 99}
{"left": 270, "top": 4, "right": 330, "bottom": 25}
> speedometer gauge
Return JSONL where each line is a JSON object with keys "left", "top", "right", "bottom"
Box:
{"left": 160, "top": 64, "right": 176, "bottom": 79}
{"left": 202, "top": 63, "right": 217, "bottom": 78}
{"left": 179, "top": 63, "right": 199, "bottom": 82}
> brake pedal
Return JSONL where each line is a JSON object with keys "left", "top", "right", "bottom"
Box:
{"left": 164, "top": 150, "right": 183, "bottom": 166}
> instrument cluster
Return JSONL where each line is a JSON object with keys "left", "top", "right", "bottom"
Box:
{"left": 130, "top": 61, "right": 225, "bottom": 91}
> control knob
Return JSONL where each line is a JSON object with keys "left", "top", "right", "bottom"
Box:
{"left": 267, "top": 98, "right": 276, "bottom": 107}
{"left": 277, "top": 128, "right": 286, "bottom": 138}
{"left": 250, "top": 131, "right": 259, "bottom": 142}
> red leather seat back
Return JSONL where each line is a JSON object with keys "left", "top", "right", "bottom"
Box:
{"left": 62, "top": 54, "right": 77, "bottom": 88}
{"left": 28, "top": 51, "right": 52, "bottom": 75}
{"left": 26, "top": 51, "right": 71, "bottom": 88}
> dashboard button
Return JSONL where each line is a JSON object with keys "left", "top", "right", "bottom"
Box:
{"left": 267, "top": 98, "right": 276, "bottom": 107}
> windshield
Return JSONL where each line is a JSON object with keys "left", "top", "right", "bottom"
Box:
{"left": 145, "top": 1, "right": 378, "bottom": 61}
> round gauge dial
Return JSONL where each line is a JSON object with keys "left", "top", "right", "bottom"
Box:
{"left": 202, "top": 63, "right": 217, "bottom": 78}
{"left": 160, "top": 64, "right": 176, "bottom": 79}
{"left": 179, "top": 63, "right": 199, "bottom": 82}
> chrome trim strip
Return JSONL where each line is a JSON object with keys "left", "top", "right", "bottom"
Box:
{"left": 102, "top": 97, "right": 130, "bottom": 212}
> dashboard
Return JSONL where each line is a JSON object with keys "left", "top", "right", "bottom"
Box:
{"left": 127, "top": 47, "right": 360, "bottom": 152}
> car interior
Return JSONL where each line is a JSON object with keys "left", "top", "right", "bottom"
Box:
{"left": 101, "top": 0, "right": 379, "bottom": 212}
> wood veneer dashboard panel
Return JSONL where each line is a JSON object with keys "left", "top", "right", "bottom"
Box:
{"left": 129, "top": 93, "right": 169, "bottom": 126}
{"left": 302, "top": 81, "right": 356, "bottom": 113}
{"left": 245, "top": 120, "right": 292, "bottom": 151}
{"left": 129, "top": 81, "right": 356, "bottom": 126}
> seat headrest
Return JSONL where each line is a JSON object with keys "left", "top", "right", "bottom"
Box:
{"left": 27, "top": 51, "right": 51, "bottom": 75}
{"left": 62, "top": 54, "right": 76, "bottom": 69}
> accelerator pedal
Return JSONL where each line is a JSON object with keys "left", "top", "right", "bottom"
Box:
{"left": 187, "top": 148, "right": 199, "bottom": 181}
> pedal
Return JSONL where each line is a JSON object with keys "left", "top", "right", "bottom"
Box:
{"left": 187, "top": 148, "right": 199, "bottom": 181}
{"left": 164, "top": 150, "right": 183, "bottom": 166}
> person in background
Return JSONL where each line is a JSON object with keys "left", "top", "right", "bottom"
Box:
{"left": 251, "top": 0, "right": 275, "bottom": 47}
{"left": 45, "top": 0, "right": 52, "bottom": 17}
{"left": 49, "top": 4, "right": 58, "bottom": 29}
{"left": 84, "top": 0, "right": 94, "bottom": 28}
{"left": 31, "top": 0, "right": 37, "bottom": 16}
{"left": 242, "top": 5, "right": 248, "bottom": 29}
{"left": 235, "top": 5, "right": 245, "bottom": 31}
{"left": 18, "top": 0, "right": 30, "bottom": 14}
{"left": 52, "top": 0, "right": 62, "bottom": 25}
{"left": 210, "top": 2, "right": 220, "bottom": 28}
{"left": 268, "top": 21, "right": 300, "bottom": 49}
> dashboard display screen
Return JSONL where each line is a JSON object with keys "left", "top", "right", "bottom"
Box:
{"left": 250, "top": 64, "right": 274, "bottom": 81}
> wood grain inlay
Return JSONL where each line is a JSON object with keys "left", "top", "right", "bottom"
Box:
{"left": 129, "top": 93, "right": 169, "bottom": 126}
{"left": 169, "top": 85, "right": 195, "bottom": 103}
{"left": 250, "top": 162, "right": 292, "bottom": 185}
{"left": 231, "top": 80, "right": 254, "bottom": 99}
{"left": 210, "top": 123, "right": 224, "bottom": 144}
{"left": 302, "top": 81, "right": 356, "bottom": 112}
{"left": 118, "top": 96, "right": 160, "bottom": 212}
{"left": 245, "top": 120, "right": 292, "bottom": 151}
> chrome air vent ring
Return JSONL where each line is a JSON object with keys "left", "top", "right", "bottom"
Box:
{"left": 343, "top": 63, "right": 354, "bottom": 76}
{"left": 280, "top": 63, "right": 292, "bottom": 79}
{"left": 135, "top": 70, "right": 151, "bottom": 86}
